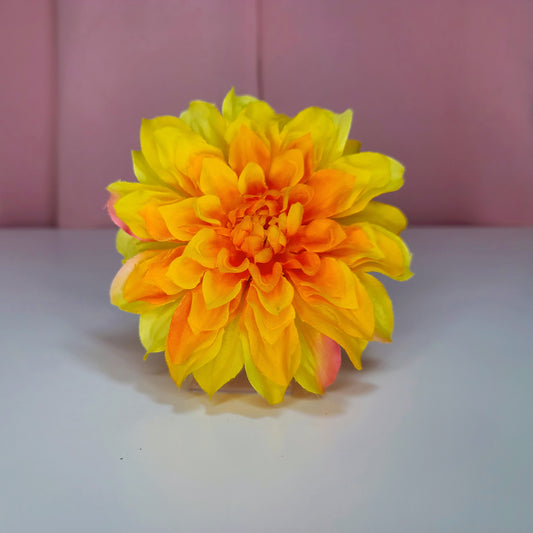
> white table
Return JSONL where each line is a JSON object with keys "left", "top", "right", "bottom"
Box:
{"left": 1, "top": 228, "right": 532, "bottom": 532}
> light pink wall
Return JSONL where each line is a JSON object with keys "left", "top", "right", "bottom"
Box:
{"left": 1, "top": 0, "right": 532, "bottom": 227}
{"left": 262, "top": 0, "right": 533, "bottom": 225}
{"left": 0, "top": 0, "right": 56, "bottom": 226}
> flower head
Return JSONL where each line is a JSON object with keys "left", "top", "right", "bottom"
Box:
{"left": 108, "top": 89, "right": 412, "bottom": 403}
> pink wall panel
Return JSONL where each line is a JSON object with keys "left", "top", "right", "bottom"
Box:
{"left": 0, "top": 0, "right": 55, "bottom": 226}
{"left": 261, "top": 0, "right": 533, "bottom": 225}
{"left": 56, "top": 0, "right": 258, "bottom": 228}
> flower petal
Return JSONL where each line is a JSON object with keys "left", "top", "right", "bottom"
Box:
{"left": 359, "top": 273, "right": 394, "bottom": 342}
{"left": 202, "top": 269, "right": 248, "bottom": 309}
{"left": 140, "top": 116, "right": 224, "bottom": 195}
{"left": 165, "top": 292, "right": 224, "bottom": 370}
{"left": 293, "top": 292, "right": 369, "bottom": 370}
{"left": 222, "top": 88, "right": 259, "bottom": 122}
{"left": 330, "top": 153, "right": 405, "bottom": 217}
{"left": 243, "top": 288, "right": 300, "bottom": 386}
{"left": 290, "top": 218, "right": 347, "bottom": 253}
{"left": 254, "top": 275, "right": 294, "bottom": 316}
{"left": 199, "top": 158, "right": 240, "bottom": 211}
{"left": 193, "top": 318, "right": 245, "bottom": 397}
{"left": 188, "top": 287, "right": 230, "bottom": 335}
{"left": 337, "top": 223, "right": 413, "bottom": 281}
{"left": 237, "top": 162, "right": 267, "bottom": 195}
{"left": 139, "top": 300, "right": 181, "bottom": 354}
{"left": 268, "top": 149, "right": 304, "bottom": 189}
{"left": 180, "top": 100, "right": 227, "bottom": 154}
{"left": 336, "top": 201, "right": 407, "bottom": 235}
{"left": 228, "top": 124, "right": 271, "bottom": 175}
{"left": 282, "top": 107, "right": 352, "bottom": 169}
{"left": 108, "top": 181, "right": 181, "bottom": 240}
{"left": 294, "top": 320, "right": 341, "bottom": 394}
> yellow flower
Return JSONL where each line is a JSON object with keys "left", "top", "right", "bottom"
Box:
{"left": 108, "top": 89, "right": 412, "bottom": 404}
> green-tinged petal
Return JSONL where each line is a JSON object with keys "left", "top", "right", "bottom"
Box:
{"left": 180, "top": 100, "right": 227, "bottom": 153}
{"left": 336, "top": 201, "right": 407, "bottom": 235}
{"left": 343, "top": 139, "right": 362, "bottom": 155}
{"left": 282, "top": 107, "right": 352, "bottom": 169}
{"left": 132, "top": 150, "right": 167, "bottom": 186}
{"left": 139, "top": 300, "right": 181, "bottom": 354}
{"left": 222, "top": 87, "right": 259, "bottom": 122}
{"left": 193, "top": 318, "right": 245, "bottom": 397}
{"left": 242, "top": 335, "right": 288, "bottom": 405}
{"left": 115, "top": 229, "right": 179, "bottom": 262}
{"left": 294, "top": 319, "right": 341, "bottom": 395}
{"left": 358, "top": 273, "right": 394, "bottom": 342}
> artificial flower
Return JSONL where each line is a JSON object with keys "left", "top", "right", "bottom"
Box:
{"left": 107, "top": 89, "right": 412, "bottom": 404}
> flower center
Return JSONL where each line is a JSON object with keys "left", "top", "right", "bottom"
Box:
{"left": 228, "top": 194, "right": 288, "bottom": 263}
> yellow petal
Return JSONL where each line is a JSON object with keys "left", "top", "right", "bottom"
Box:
{"left": 237, "top": 162, "right": 267, "bottom": 195}
{"left": 254, "top": 275, "right": 294, "bottom": 315}
{"left": 221, "top": 87, "right": 259, "bottom": 122}
{"left": 115, "top": 229, "right": 177, "bottom": 262}
{"left": 351, "top": 223, "right": 413, "bottom": 281}
{"left": 180, "top": 100, "right": 227, "bottom": 153}
{"left": 282, "top": 106, "right": 352, "bottom": 169}
{"left": 343, "top": 139, "right": 362, "bottom": 155}
{"left": 139, "top": 300, "right": 181, "bottom": 354}
{"left": 193, "top": 318, "right": 245, "bottom": 397}
{"left": 108, "top": 181, "right": 181, "bottom": 240}
{"left": 199, "top": 158, "right": 240, "bottom": 211}
{"left": 202, "top": 269, "right": 248, "bottom": 309}
{"left": 131, "top": 150, "right": 167, "bottom": 186}
{"left": 140, "top": 116, "right": 224, "bottom": 195}
{"left": 336, "top": 201, "right": 407, "bottom": 235}
{"left": 242, "top": 334, "right": 288, "bottom": 404}
{"left": 166, "top": 255, "right": 206, "bottom": 289}
{"left": 330, "top": 153, "right": 404, "bottom": 217}
{"left": 292, "top": 291, "right": 372, "bottom": 368}
{"left": 359, "top": 272, "right": 394, "bottom": 342}
{"left": 242, "top": 297, "right": 300, "bottom": 386}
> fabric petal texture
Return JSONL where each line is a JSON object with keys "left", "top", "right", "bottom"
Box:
{"left": 108, "top": 89, "right": 412, "bottom": 404}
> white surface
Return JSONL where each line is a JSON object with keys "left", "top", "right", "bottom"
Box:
{"left": 1, "top": 228, "right": 532, "bottom": 532}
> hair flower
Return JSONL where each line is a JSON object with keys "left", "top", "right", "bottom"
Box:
{"left": 107, "top": 89, "right": 412, "bottom": 404}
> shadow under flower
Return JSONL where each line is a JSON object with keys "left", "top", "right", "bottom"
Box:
{"left": 73, "top": 317, "right": 381, "bottom": 419}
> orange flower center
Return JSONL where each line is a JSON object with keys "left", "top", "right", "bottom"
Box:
{"left": 227, "top": 192, "right": 289, "bottom": 263}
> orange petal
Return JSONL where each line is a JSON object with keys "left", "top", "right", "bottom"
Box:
{"left": 166, "top": 255, "right": 207, "bottom": 289}
{"left": 287, "top": 256, "right": 361, "bottom": 310}
{"left": 199, "top": 158, "right": 240, "bottom": 211}
{"left": 237, "top": 162, "right": 267, "bottom": 195}
{"left": 268, "top": 149, "right": 304, "bottom": 189}
{"left": 188, "top": 287, "right": 230, "bottom": 335}
{"left": 228, "top": 124, "right": 270, "bottom": 175}
{"left": 248, "top": 261, "right": 283, "bottom": 293}
{"left": 166, "top": 292, "right": 222, "bottom": 367}
{"left": 290, "top": 218, "right": 346, "bottom": 253}
{"left": 254, "top": 275, "right": 294, "bottom": 316}
{"left": 202, "top": 269, "right": 249, "bottom": 309}
{"left": 242, "top": 296, "right": 300, "bottom": 386}
{"left": 303, "top": 169, "right": 356, "bottom": 221}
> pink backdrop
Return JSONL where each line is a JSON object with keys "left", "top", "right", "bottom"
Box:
{"left": 1, "top": 0, "right": 532, "bottom": 227}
